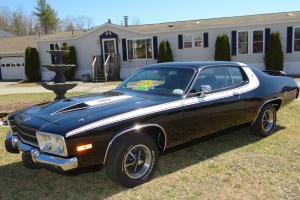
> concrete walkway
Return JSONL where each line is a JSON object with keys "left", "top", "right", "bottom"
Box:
{"left": 0, "top": 82, "right": 120, "bottom": 95}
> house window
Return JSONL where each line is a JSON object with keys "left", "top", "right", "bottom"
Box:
{"left": 183, "top": 35, "right": 193, "bottom": 48}
{"left": 1, "top": 64, "right": 5, "bottom": 67}
{"left": 238, "top": 31, "right": 249, "bottom": 54}
{"left": 253, "top": 30, "right": 264, "bottom": 53}
{"left": 6, "top": 63, "right": 10, "bottom": 67}
{"left": 294, "top": 27, "right": 300, "bottom": 51}
{"left": 194, "top": 34, "right": 203, "bottom": 48}
{"left": 127, "top": 38, "right": 153, "bottom": 60}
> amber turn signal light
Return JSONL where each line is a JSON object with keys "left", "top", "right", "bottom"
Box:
{"left": 76, "top": 144, "right": 92, "bottom": 152}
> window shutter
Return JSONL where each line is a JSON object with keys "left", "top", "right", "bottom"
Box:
{"left": 204, "top": 32, "right": 209, "bottom": 48}
{"left": 122, "top": 39, "right": 127, "bottom": 61}
{"left": 265, "top": 28, "right": 271, "bottom": 53}
{"left": 231, "top": 31, "right": 237, "bottom": 56}
{"left": 0, "top": 65, "right": 2, "bottom": 80}
{"left": 287, "top": 26, "right": 293, "bottom": 53}
{"left": 178, "top": 34, "right": 183, "bottom": 49}
{"left": 153, "top": 36, "right": 158, "bottom": 59}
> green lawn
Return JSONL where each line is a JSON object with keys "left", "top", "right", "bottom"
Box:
{"left": 0, "top": 102, "right": 299, "bottom": 199}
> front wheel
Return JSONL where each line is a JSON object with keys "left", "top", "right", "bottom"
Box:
{"left": 105, "top": 133, "right": 159, "bottom": 188}
{"left": 250, "top": 104, "right": 277, "bottom": 137}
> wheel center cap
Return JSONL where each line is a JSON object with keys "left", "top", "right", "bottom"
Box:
{"left": 137, "top": 159, "right": 144, "bottom": 165}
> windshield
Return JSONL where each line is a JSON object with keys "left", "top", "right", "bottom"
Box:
{"left": 118, "top": 67, "right": 195, "bottom": 95}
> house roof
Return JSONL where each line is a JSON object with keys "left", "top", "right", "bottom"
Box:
{"left": 128, "top": 11, "right": 300, "bottom": 33}
{"left": 38, "top": 30, "right": 86, "bottom": 41}
{"left": 0, "top": 35, "right": 38, "bottom": 56}
{"left": 44, "top": 11, "right": 300, "bottom": 41}
{"left": 0, "top": 31, "right": 85, "bottom": 56}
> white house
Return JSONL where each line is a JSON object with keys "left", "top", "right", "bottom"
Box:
{"left": 0, "top": 31, "right": 83, "bottom": 81}
{"left": 37, "top": 11, "right": 300, "bottom": 81}
{"left": 1, "top": 11, "right": 300, "bottom": 81}
{"left": 0, "top": 36, "right": 37, "bottom": 80}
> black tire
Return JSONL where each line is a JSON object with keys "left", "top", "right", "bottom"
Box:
{"left": 250, "top": 104, "right": 277, "bottom": 137}
{"left": 5, "top": 138, "right": 19, "bottom": 154}
{"left": 105, "top": 133, "right": 159, "bottom": 188}
{"left": 22, "top": 151, "right": 40, "bottom": 169}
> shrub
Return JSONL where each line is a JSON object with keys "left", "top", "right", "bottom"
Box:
{"left": 158, "top": 40, "right": 173, "bottom": 63}
{"left": 264, "top": 32, "right": 284, "bottom": 71}
{"left": 61, "top": 46, "right": 77, "bottom": 81}
{"left": 214, "top": 34, "right": 231, "bottom": 61}
{"left": 25, "top": 47, "right": 41, "bottom": 81}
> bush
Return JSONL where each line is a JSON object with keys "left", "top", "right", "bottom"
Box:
{"left": 25, "top": 47, "right": 41, "bottom": 81}
{"left": 264, "top": 32, "right": 284, "bottom": 71}
{"left": 214, "top": 34, "right": 231, "bottom": 61}
{"left": 158, "top": 41, "right": 173, "bottom": 63}
{"left": 61, "top": 46, "right": 77, "bottom": 81}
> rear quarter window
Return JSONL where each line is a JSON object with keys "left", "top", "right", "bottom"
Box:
{"left": 228, "top": 67, "right": 248, "bottom": 86}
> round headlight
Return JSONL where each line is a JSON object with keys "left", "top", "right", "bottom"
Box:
{"left": 56, "top": 138, "right": 64, "bottom": 153}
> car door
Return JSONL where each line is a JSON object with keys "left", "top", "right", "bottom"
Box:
{"left": 182, "top": 65, "right": 247, "bottom": 142}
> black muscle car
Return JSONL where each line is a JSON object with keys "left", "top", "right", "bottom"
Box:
{"left": 4, "top": 61, "right": 299, "bottom": 187}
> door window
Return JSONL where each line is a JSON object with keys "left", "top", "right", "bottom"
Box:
{"left": 103, "top": 40, "right": 116, "bottom": 61}
{"left": 191, "top": 66, "right": 232, "bottom": 93}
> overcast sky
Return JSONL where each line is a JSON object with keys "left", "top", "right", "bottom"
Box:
{"left": 1, "top": 0, "right": 300, "bottom": 27}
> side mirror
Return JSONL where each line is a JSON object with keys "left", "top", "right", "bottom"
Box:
{"left": 200, "top": 85, "right": 212, "bottom": 93}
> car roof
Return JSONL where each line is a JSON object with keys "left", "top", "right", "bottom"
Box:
{"left": 143, "top": 61, "right": 246, "bottom": 69}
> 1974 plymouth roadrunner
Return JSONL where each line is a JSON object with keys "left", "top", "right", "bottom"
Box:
{"left": 4, "top": 61, "right": 299, "bottom": 187}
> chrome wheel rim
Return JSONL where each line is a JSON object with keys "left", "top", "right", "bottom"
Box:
{"left": 262, "top": 110, "right": 274, "bottom": 132}
{"left": 123, "top": 144, "right": 152, "bottom": 179}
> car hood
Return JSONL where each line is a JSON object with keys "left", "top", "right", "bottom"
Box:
{"left": 13, "top": 90, "right": 180, "bottom": 135}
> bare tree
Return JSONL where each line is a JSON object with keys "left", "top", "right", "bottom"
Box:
{"left": 130, "top": 17, "right": 141, "bottom": 25}
{"left": 60, "top": 15, "right": 93, "bottom": 31}
{"left": 60, "top": 16, "right": 75, "bottom": 31}
{"left": 0, "top": 6, "right": 12, "bottom": 32}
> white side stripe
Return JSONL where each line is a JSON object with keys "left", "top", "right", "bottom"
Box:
{"left": 66, "top": 66, "right": 259, "bottom": 137}
{"left": 66, "top": 100, "right": 182, "bottom": 137}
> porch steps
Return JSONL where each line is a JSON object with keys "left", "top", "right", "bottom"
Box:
{"left": 94, "top": 69, "right": 106, "bottom": 82}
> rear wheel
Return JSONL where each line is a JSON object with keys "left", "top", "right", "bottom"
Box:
{"left": 105, "top": 133, "right": 159, "bottom": 188}
{"left": 250, "top": 104, "right": 277, "bottom": 136}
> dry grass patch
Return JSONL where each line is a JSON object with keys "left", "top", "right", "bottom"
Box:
{"left": 0, "top": 92, "right": 87, "bottom": 112}
{"left": 0, "top": 102, "right": 299, "bottom": 199}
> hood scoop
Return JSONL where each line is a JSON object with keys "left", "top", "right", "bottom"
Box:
{"left": 52, "top": 95, "right": 132, "bottom": 115}
{"left": 54, "top": 103, "right": 89, "bottom": 114}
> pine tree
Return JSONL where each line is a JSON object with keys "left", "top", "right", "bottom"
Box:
{"left": 33, "top": 0, "right": 59, "bottom": 34}
{"left": 25, "top": 47, "right": 41, "bottom": 81}
{"left": 61, "top": 46, "right": 77, "bottom": 81}
{"left": 158, "top": 41, "right": 173, "bottom": 63}
{"left": 264, "top": 32, "right": 284, "bottom": 71}
{"left": 214, "top": 34, "right": 231, "bottom": 61}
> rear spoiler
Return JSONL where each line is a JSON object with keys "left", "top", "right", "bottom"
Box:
{"left": 263, "top": 70, "right": 288, "bottom": 76}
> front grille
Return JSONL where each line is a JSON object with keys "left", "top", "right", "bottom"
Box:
{"left": 10, "top": 120, "right": 39, "bottom": 146}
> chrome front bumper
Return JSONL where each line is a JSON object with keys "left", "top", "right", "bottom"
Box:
{"left": 6, "top": 132, "right": 78, "bottom": 171}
